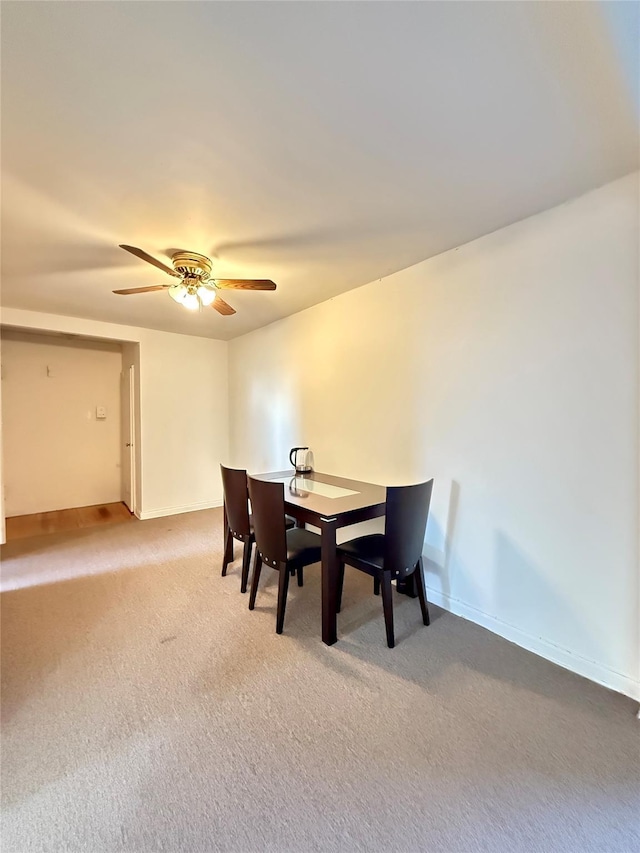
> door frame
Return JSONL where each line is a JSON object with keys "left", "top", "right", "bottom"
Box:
{"left": 120, "top": 346, "right": 140, "bottom": 517}
{"left": 122, "top": 362, "right": 137, "bottom": 515}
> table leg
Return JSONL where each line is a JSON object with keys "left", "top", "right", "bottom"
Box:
{"left": 320, "top": 518, "right": 338, "bottom": 645}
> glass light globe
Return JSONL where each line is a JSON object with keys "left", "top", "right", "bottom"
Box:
{"left": 168, "top": 283, "right": 187, "bottom": 304}
{"left": 182, "top": 292, "right": 199, "bottom": 311}
{"left": 197, "top": 285, "right": 217, "bottom": 307}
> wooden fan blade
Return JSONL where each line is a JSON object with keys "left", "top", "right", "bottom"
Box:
{"left": 212, "top": 295, "right": 236, "bottom": 315}
{"left": 213, "top": 279, "right": 276, "bottom": 291}
{"left": 112, "top": 285, "right": 169, "bottom": 295}
{"left": 119, "top": 244, "right": 180, "bottom": 277}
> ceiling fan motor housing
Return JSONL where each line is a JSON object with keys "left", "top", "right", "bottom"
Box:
{"left": 171, "top": 251, "right": 213, "bottom": 281}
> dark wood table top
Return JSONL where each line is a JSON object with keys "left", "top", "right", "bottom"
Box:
{"left": 252, "top": 470, "right": 386, "bottom": 522}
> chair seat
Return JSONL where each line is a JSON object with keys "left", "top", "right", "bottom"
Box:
{"left": 285, "top": 528, "right": 322, "bottom": 566}
{"left": 337, "top": 534, "right": 385, "bottom": 573}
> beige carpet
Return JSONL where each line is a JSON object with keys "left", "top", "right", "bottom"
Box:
{"left": 1, "top": 508, "right": 638, "bottom": 853}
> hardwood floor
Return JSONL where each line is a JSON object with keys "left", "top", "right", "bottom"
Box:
{"left": 5, "top": 502, "right": 136, "bottom": 541}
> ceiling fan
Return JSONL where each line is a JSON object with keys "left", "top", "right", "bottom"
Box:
{"left": 113, "top": 245, "right": 276, "bottom": 315}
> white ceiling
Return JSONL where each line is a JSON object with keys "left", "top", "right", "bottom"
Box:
{"left": 1, "top": 2, "right": 637, "bottom": 340}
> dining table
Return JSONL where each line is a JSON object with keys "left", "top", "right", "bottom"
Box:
{"left": 239, "top": 469, "right": 416, "bottom": 646}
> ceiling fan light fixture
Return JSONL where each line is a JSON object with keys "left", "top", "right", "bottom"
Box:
{"left": 182, "top": 291, "right": 200, "bottom": 311}
{"left": 168, "top": 283, "right": 187, "bottom": 304}
{"left": 197, "top": 285, "right": 217, "bottom": 306}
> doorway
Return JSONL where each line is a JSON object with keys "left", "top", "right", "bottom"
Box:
{"left": 1, "top": 329, "right": 141, "bottom": 527}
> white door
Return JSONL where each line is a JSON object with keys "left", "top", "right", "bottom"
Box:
{"left": 121, "top": 364, "right": 136, "bottom": 513}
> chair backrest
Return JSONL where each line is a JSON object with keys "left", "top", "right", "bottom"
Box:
{"left": 383, "top": 480, "right": 434, "bottom": 577}
{"left": 220, "top": 464, "right": 251, "bottom": 538}
{"left": 247, "top": 476, "right": 288, "bottom": 567}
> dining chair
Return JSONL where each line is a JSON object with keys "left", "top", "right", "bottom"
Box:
{"left": 220, "top": 464, "right": 295, "bottom": 593}
{"left": 336, "top": 479, "right": 434, "bottom": 648}
{"left": 247, "top": 476, "right": 322, "bottom": 634}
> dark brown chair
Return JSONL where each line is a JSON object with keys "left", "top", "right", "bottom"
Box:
{"left": 336, "top": 479, "right": 434, "bottom": 648}
{"left": 220, "top": 465, "right": 294, "bottom": 593}
{"left": 247, "top": 476, "right": 322, "bottom": 634}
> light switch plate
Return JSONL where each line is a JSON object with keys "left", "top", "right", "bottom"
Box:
{"left": 96, "top": 406, "right": 107, "bottom": 419}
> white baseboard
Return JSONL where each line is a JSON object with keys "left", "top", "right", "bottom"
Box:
{"left": 138, "top": 499, "right": 223, "bottom": 520}
{"left": 426, "top": 585, "right": 640, "bottom": 702}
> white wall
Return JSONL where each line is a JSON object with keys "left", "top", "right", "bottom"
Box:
{"left": 228, "top": 173, "right": 639, "bottom": 700}
{"left": 0, "top": 311, "right": 229, "bottom": 522}
{"left": 2, "top": 331, "right": 123, "bottom": 515}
